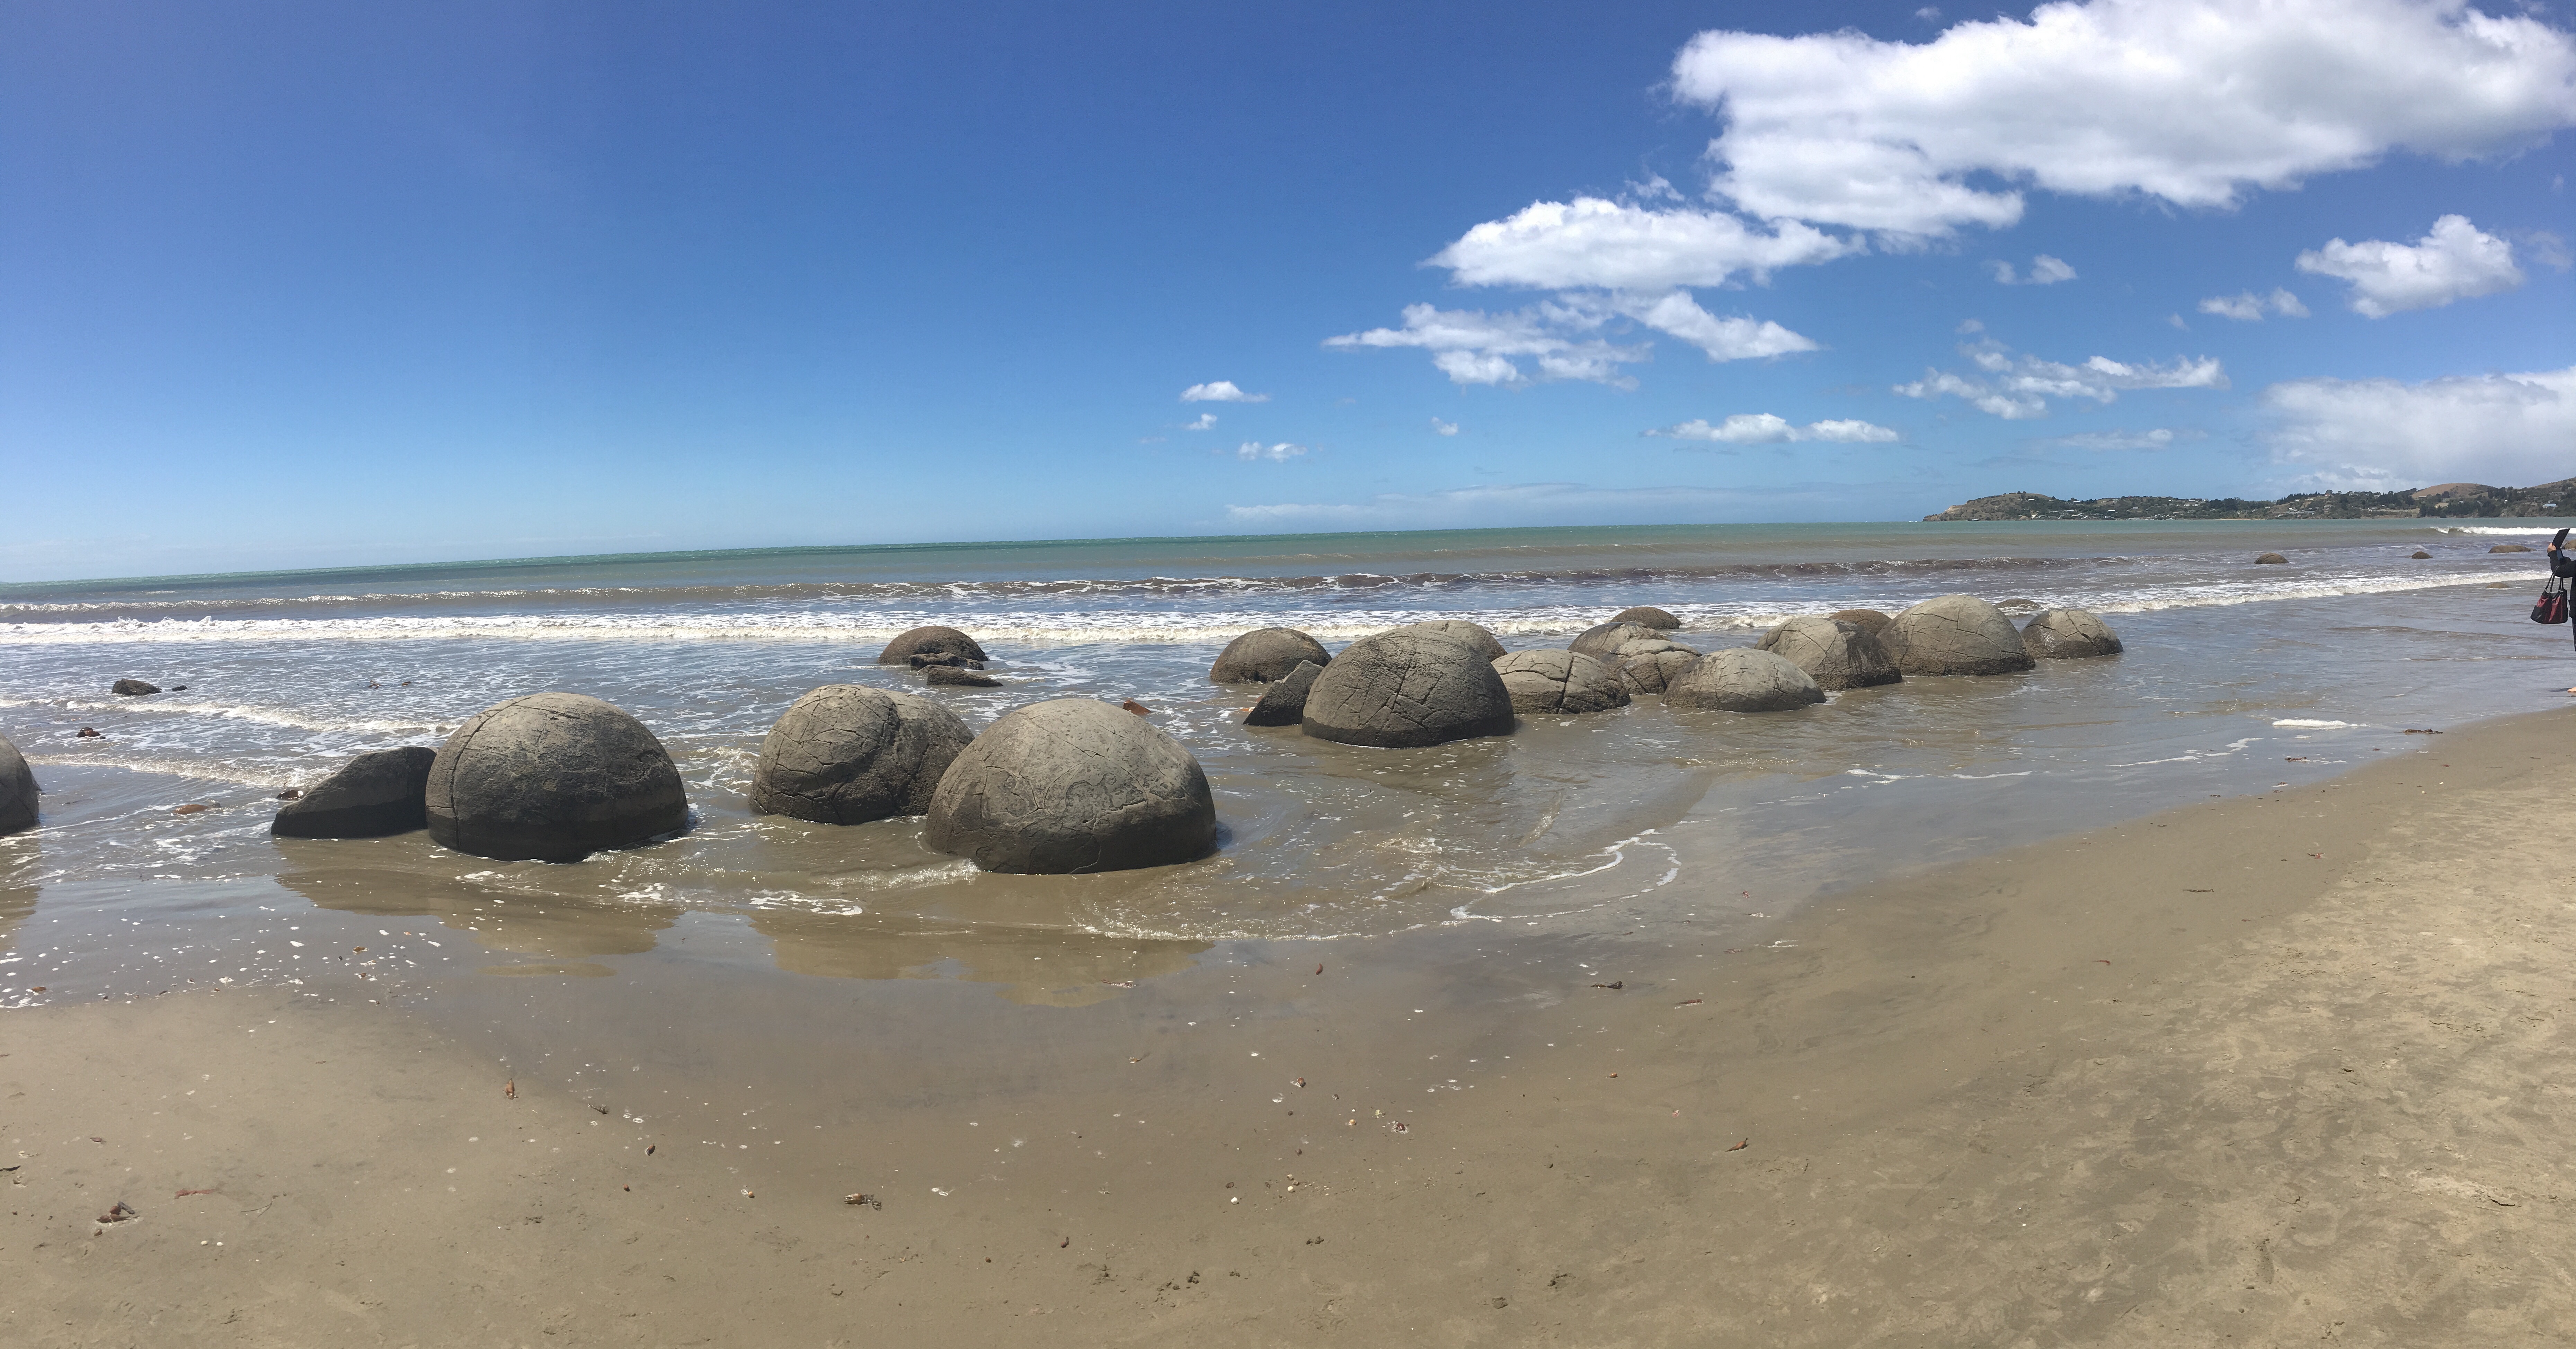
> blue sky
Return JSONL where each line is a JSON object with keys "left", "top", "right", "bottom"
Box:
{"left": 3, "top": 0, "right": 2573, "bottom": 580}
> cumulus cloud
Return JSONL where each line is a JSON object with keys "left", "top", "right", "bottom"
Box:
{"left": 1992, "top": 254, "right": 2078, "bottom": 285}
{"left": 1431, "top": 418, "right": 1459, "bottom": 436}
{"left": 1181, "top": 381, "right": 1269, "bottom": 403}
{"left": 1236, "top": 441, "right": 1308, "bottom": 462}
{"left": 1431, "top": 196, "right": 1859, "bottom": 291}
{"left": 1897, "top": 338, "right": 2227, "bottom": 419}
{"left": 2265, "top": 365, "right": 2576, "bottom": 487}
{"left": 1670, "top": 0, "right": 2576, "bottom": 236}
{"left": 1183, "top": 412, "right": 1218, "bottom": 430}
{"left": 1325, "top": 295, "right": 1813, "bottom": 387}
{"left": 2294, "top": 214, "right": 2526, "bottom": 316}
{"left": 1647, "top": 414, "right": 1900, "bottom": 445}
{"left": 2198, "top": 288, "right": 2310, "bottom": 321}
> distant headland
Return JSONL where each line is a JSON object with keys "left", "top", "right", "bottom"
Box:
{"left": 1924, "top": 477, "right": 2575, "bottom": 522}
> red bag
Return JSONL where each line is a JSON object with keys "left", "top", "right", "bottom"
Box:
{"left": 2534, "top": 575, "right": 2568, "bottom": 624}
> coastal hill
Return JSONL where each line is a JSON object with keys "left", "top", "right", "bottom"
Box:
{"left": 1924, "top": 477, "right": 2575, "bottom": 522}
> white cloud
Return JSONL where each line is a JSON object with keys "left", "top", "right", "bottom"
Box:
{"left": 1325, "top": 295, "right": 1812, "bottom": 386}
{"left": 1619, "top": 290, "right": 1819, "bottom": 361}
{"left": 1992, "top": 254, "right": 2078, "bottom": 285}
{"left": 1181, "top": 381, "right": 1269, "bottom": 403}
{"left": 2294, "top": 214, "right": 2526, "bottom": 316}
{"left": 1236, "top": 441, "right": 1309, "bottom": 462}
{"left": 1430, "top": 196, "right": 1859, "bottom": 291}
{"left": 2198, "top": 288, "right": 2310, "bottom": 321}
{"left": 2265, "top": 365, "right": 2576, "bottom": 487}
{"left": 1670, "top": 0, "right": 2576, "bottom": 236}
{"left": 1183, "top": 412, "right": 1218, "bottom": 430}
{"left": 1431, "top": 418, "right": 1459, "bottom": 436}
{"left": 1648, "top": 414, "right": 1899, "bottom": 444}
{"left": 2032, "top": 427, "right": 2204, "bottom": 451}
{"left": 1897, "top": 338, "right": 2227, "bottom": 419}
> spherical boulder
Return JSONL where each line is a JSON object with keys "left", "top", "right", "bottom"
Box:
{"left": 0, "top": 732, "right": 37, "bottom": 836}
{"left": 2020, "top": 608, "right": 2125, "bottom": 660}
{"left": 1830, "top": 609, "right": 1894, "bottom": 635}
{"left": 923, "top": 698, "right": 1216, "bottom": 874}
{"left": 1399, "top": 619, "right": 1505, "bottom": 662}
{"left": 1570, "top": 621, "right": 1658, "bottom": 661}
{"left": 112, "top": 679, "right": 160, "bottom": 696}
{"left": 2491, "top": 543, "right": 2533, "bottom": 554}
{"left": 1610, "top": 606, "right": 1681, "bottom": 630}
{"left": 272, "top": 746, "right": 436, "bottom": 838}
{"left": 750, "top": 686, "right": 972, "bottom": 826}
{"left": 1301, "top": 629, "right": 1514, "bottom": 748}
{"left": 1756, "top": 617, "right": 1900, "bottom": 690}
{"left": 1667, "top": 650, "right": 1826, "bottom": 713}
{"left": 2255, "top": 552, "right": 2289, "bottom": 565}
{"left": 1611, "top": 637, "right": 1702, "bottom": 694}
{"left": 1883, "top": 596, "right": 2035, "bottom": 676}
{"left": 425, "top": 693, "right": 689, "bottom": 863}
{"left": 1243, "top": 660, "right": 1323, "bottom": 727}
{"left": 1492, "top": 650, "right": 1630, "bottom": 714}
{"left": 1210, "top": 627, "right": 1331, "bottom": 684}
{"left": 876, "top": 626, "right": 988, "bottom": 665}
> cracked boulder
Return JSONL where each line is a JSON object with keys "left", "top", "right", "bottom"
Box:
{"left": 0, "top": 733, "right": 36, "bottom": 836}
{"left": 1398, "top": 619, "right": 1505, "bottom": 662}
{"left": 1755, "top": 617, "right": 1900, "bottom": 690}
{"left": 1830, "top": 609, "right": 1893, "bottom": 635}
{"left": 1611, "top": 637, "right": 1702, "bottom": 695}
{"left": 272, "top": 746, "right": 436, "bottom": 838}
{"left": 1492, "top": 650, "right": 1629, "bottom": 715}
{"left": 2020, "top": 608, "right": 2124, "bottom": 660}
{"left": 1667, "top": 650, "right": 1827, "bottom": 713}
{"left": 1301, "top": 629, "right": 1514, "bottom": 748}
{"left": 1570, "top": 622, "right": 1659, "bottom": 661}
{"left": 750, "top": 686, "right": 973, "bottom": 825}
{"left": 924, "top": 698, "right": 1216, "bottom": 873}
{"left": 1243, "top": 660, "right": 1323, "bottom": 726}
{"left": 1210, "top": 627, "right": 1332, "bottom": 684}
{"left": 1882, "top": 596, "right": 2035, "bottom": 676}
{"left": 876, "top": 626, "right": 988, "bottom": 665}
{"left": 1609, "top": 606, "right": 1681, "bottom": 630}
{"left": 426, "top": 693, "right": 690, "bottom": 862}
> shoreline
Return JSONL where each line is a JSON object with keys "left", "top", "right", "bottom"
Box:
{"left": 8, "top": 704, "right": 2573, "bottom": 1343}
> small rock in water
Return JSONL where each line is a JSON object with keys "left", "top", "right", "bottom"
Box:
{"left": 907, "top": 651, "right": 982, "bottom": 670}
{"left": 277, "top": 788, "right": 302, "bottom": 800}
{"left": 2490, "top": 543, "right": 2532, "bottom": 554}
{"left": 1121, "top": 699, "right": 1152, "bottom": 716}
{"left": 112, "top": 679, "right": 160, "bottom": 696}
{"left": 2410, "top": 550, "right": 2432, "bottom": 559}
{"left": 2254, "top": 552, "right": 2289, "bottom": 564}
{"left": 173, "top": 803, "right": 213, "bottom": 816}
{"left": 76, "top": 727, "right": 102, "bottom": 738}
{"left": 926, "top": 666, "right": 1002, "bottom": 688}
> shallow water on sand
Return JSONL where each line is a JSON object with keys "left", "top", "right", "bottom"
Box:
{"left": 3, "top": 518, "right": 2574, "bottom": 1008}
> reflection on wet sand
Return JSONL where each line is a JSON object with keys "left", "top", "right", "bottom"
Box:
{"left": 750, "top": 907, "right": 1206, "bottom": 1006}
{"left": 0, "top": 883, "right": 33, "bottom": 955}
{"left": 277, "top": 863, "right": 676, "bottom": 959}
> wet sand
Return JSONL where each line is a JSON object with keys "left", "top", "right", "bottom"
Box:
{"left": 7, "top": 708, "right": 2574, "bottom": 1346}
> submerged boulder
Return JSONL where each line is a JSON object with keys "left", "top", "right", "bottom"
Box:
{"left": 1882, "top": 596, "right": 2035, "bottom": 677}
{"left": 2255, "top": 552, "right": 2289, "bottom": 564}
{"left": 2020, "top": 608, "right": 2125, "bottom": 660}
{"left": 925, "top": 666, "right": 1001, "bottom": 688}
{"left": 1611, "top": 637, "right": 1702, "bottom": 695}
{"left": 907, "top": 651, "right": 983, "bottom": 670}
{"left": 1756, "top": 617, "right": 1901, "bottom": 690}
{"left": 924, "top": 698, "right": 1216, "bottom": 873}
{"left": 0, "top": 732, "right": 36, "bottom": 836}
{"left": 1243, "top": 660, "right": 1323, "bottom": 726}
{"left": 750, "top": 686, "right": 973, "bottom": 826}
{"left": 1609, "top": 606, "right": 1681, "bottom": 630}
{"left": 1570, "top": 621, "right": 1657, "bottom": 661}
{"left": 1301, "top": 629, "right": 1514, "bottom": 748}
{"left": 2491, "top": 543, "right": 2533, "bottom": 554}
{"left": 425, "top": 693, "right": 689, "bottom": 863}
{"left": 1830, "top": 609, "right": 1894, "bottom": 635}
{"left": 271, "top": 746, "right": 436, "bottom": 839}
{"left": 1399, "top": 619, "right": 1505, "bottom": 662}
{"left": 2410, "top": 550, "right": 2433, "bottom": 560}
{"left": 1667, "top": 650, "right": 1827, "bottom": 713}
{"left": 1492, "top": 650, "right": 1630, "bottom": 714}
{"left": 1210, "top": 627, "right": 1332, "bottom": 684}
{"left": 112, "top": 679, "right": 160, "bottom": 696}
{"left": 876, "top": 626, "right": 988, "bottom": 665}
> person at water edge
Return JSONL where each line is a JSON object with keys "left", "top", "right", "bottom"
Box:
{"left": 2549, "top": 528, "right": 2576, "bottom": 692}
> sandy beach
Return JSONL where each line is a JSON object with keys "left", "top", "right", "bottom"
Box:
{"left": 8, "top": 705, "right": 2571, "bottom": 1346}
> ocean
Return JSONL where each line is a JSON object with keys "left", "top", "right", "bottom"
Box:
{"left": 4, "top": 517, "right": 2574, "bottom": 1008}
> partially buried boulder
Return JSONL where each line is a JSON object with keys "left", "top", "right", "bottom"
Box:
{"left": 1755, "top": 617, "right": 1900, "bottom": 690}
{"left": 749, "top": 686, "right": 971, "bottom": 826}
{"left": 876, "top": 626, "right": 988, "bottom": 665}
{"left": 1882, "top": 596, "right": 2035, "bottom": 676}
{"left": 924, "top": 698, "right": 1216, "bottom": 874}
{"left": 1830, "top": 609, "right": 1894, "bottom": 635}
{"left": 1609, "top": 606, "right": 1681, "bottom": 630}
{"left": 2255, "top": 552, "right": 2289, "bottom": 564}
{"left": 271, "top": 746, "right": 436, "bottom": 838}
{"left": 1399, "top": 619, "right": 1505, "bottom": 662}
{"left": 907, "top": 651, "right": 983, "bottom": 670}
{"left": 425, "top": 693, "right": 689, "bottom": 863}
{"left": 0, "top": 732, "right": 37, "bottom": 836}
{"left": 2020, "top": 608, "right": 2124, "bottom": 660}
{"left": 1569, "top": 622, "right": 1658, "bottom": 661}
{"left": 1612, "top": 637, "right": 1702, "bottom": 695}
{"left": 2491, "top": 543, "right": 2533, "bottom": 554}
{"left": 1210, "top": 627, "right": 1331, "bottom": 684}
{"left": 1667, "top": 650, "right": 1827, "bottom": 713}
{"left": 925, "top": 666, "right": 1001, "bottom": 688}
{"left": 2411, "top": 550, "right": 2433, "bottom": 560}
{"left": 112, "top": 679, "right": 159, "bottom": 696}
{"left": 1492, "top": 650, "right": 1629, "bottom": 714}
{"left": 1301, "top": 629, "right": 1514, "bottom": 747}
{"left": 1243, "top": 660, "right": 1323, "bottom": 726}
